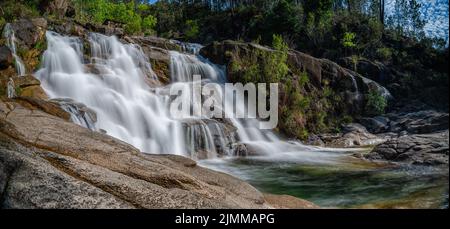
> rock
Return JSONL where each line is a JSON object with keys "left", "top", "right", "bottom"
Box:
{"left": 232, "top": 143, "right": 261, "bottom": 157}
{"left": 12, "top": 75, "right": 41, "bottom": 88}
{"left": 365, "top": 130, "right": 449, "bottom": 166}
{"left": 0, "top": 100, "right": 272, "bottom": 208}
{"left": 306, "top": 134, "right": 325, "bottom": 147}
{"left": 19, "top": 85, "right": 48, "bottom": 100}
{"left": 339, "top": 57, "right": 393, "bottom": 85}
{"left": 318, "top": 123, "right": 386, "bottom": 148}
{"left": 47, "top": 19, "right": 86, "bottom": 38}
{"left": 10, "top": 18, "right": 47, "bottom": 48}
{"left": 0, "top": 46, "right": 13, "bottom": 70}
{"left": 126, "top": 36, "right": 182, "bottom": 52}
{"left": 41, "top": 0, "right": 70, "bottom": 19}
{"left": 264, "top": 194, "right": 319, "bottom": 209}
{"left": 359, "top": 116, "right": 391, "bottom": 134}
{"left": 50, "top": 98, "right": 97, "bottom": 130}
{"left": 12, "top": 97, "right": 71, "bottom": 121}
{"left": 360, "top": 108, "right": 449, "bottom": 135}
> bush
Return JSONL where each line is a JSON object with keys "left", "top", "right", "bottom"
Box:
{"left": 184, "top": 20, "right": 199, "bottom": 40}
{"left": 72, "top": 0, "right": 157, "bottom": 35}
{"left": 142, "top": 15, "right": 157, "bottom": 35}
{"left": 342, "top": 32, "right": 356, "bottom": 48}
{"left": 376, "top": 47, "right": 393, "bottom": 62}
{"left": 365, "top": 90, "right": 388, "bottom": 116}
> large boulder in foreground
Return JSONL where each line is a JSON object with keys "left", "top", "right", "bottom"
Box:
{"left": 0, "top": 99, "right": 283, "bottom": 209}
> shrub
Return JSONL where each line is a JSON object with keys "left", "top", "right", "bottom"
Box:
{"left": 365, "top": 90, "right": 387, "bottom": 116}
{"left": 142, "top": 15, "right": 157, "bottom": 35}
{"left": 184, "top": 20, "right": 199, "bottom": 40}
{"left": 376, "top": 47, "right": 393, "bottom": 62}
{"left": 342, "top": 32, "right": 356, "bottom": 48}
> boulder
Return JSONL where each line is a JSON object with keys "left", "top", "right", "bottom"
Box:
{"left": 126, "top": 36, "right": 182, "bottom": 52}
{"left": 0, "top": 100, "right": 274, "bottom": 208}
{"left": 365, "top": 130, "right": 449, "bottom": 166}
{"left": 339, "top": 57, "right": 393, "bottom": 85}
{"left": 19, "top": 85, "right": 48, "bottom": 100}
{"left": 359, "top": 116, "right": 391, "bottom": 134}
{"left": 10, "top": 18, "right": 47, "bottom": 48}
{"left": 40, "top": 0, "right": 71, "bottom": 18}
{"left": 264, "top": 194, "right": 320, "bottom": 209}
{"left": 360, "top": 109, "right": 449, "bottom": 135}
{"left": 319, "top": 123, "right": 386, "bottom": 148}
{"left": 0, "top": 46, "right": 13, "bottom": 70}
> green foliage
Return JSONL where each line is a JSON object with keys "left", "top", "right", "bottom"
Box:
{"left": 15, "top": 86, "right": 22, "bottom": 96}
{"left": 365, "top": 90, "right": 388, "bottom": 116}
{"left": 342, "top": 32, "right": 357, "bottom": 48}
{"left": 0, "top": 17, "right": 5, "bottom": 32}
{"left": 142, "top": 15, "right": 157, "bottom": 35}
{"left": 376, "top": 47, "right": 393, "bottom": 61}
{"left": 72, "top": 0, "right": 157, "bottom": 35}
{"left": 229, "top": 34, "right": 289, "bottom": 84}
{"left": 0, "top": 1, "right": 40, "bottom": 21}
{"left": 184, "top": 20, "right": 199, "bottom": 40}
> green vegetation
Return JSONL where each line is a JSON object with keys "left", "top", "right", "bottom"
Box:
{"left": 70, "top": 0, "right": 157, "bottom": 35}
{"left": 365, "top": 90, "right": 388, "bottom": 116}
{"left": 229, "top": 34, "right": 289, "bottom": 84}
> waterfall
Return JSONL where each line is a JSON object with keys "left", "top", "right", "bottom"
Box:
{"left": 36, "top": 31, "right": 185, "bottom": 155}
{"left": 36, "top": 31, "right": 318, "bottom": 160}
{"left": 2, "top": 23, "right": 26, "bottom": 76}
{"left": 7, "top": 78, "right": 16, "bottom": 98}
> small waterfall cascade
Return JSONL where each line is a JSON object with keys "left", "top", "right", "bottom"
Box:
{"left": 36, "top": 31, "right": 318, "bottom": 160}
{"left": 6, "top": 78, "right": 16, "bottom": 98}
{"left": 52, "top": 98, "right": 98, "bottom": 131}
{"left": 2, "top": 23, "right": 26, "bottom": 76}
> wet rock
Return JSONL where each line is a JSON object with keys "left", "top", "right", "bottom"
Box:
{"left": 306, "top": 134, "right": 325, "bottom": 147}
{"left": 319, "top": 123, "right": 386, "bottom": 148}
{"left": 0, "top": 46, "right": 13, "bottom": 70}
{"left": 339, "top": 57, "right": 393, "bottom": 85}
{"left": 359, "top": 116, "right": 391, "bottom": 134}
{"left": 51, "top": 98, "right": 97, "bottom": 130}
{"left": 12, "top": 97, "right": 71, "bottom": 121}
{"left": 127, "top": 36, "right": 182, "bottom": 52}
{"left": 40, "top": 0, "right": 71, "bottom": 19}
{"left": 360, "top": 109, "right": 449, "bottom": 135}
{"left": 20, "top": 85, "right": 48, "bottom": 100}
{"left": 8, "top": 75, "right": 41, "bottom": 88}
{"left": 264, "top": 194, "right": 319, "bottom": 209}
{"left": 365, "top": 130, "right": 449, "bottom": 166}
{"left": 10, "top": 18, "right": 47, "bottom": 48}
{"left": 0, "top": 100, "right": 271, "bottom": 209}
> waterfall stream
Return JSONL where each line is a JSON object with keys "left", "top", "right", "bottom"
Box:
{"left": 3, "top": 23, "right": 26, "bottom": 76}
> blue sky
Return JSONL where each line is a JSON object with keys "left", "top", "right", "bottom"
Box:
{"left": 386, "top": 0, "right": 449, "bottom": 41}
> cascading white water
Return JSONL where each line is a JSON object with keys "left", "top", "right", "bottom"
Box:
{"left": 7, "top": 78, "right": 16, "bottom": 98}
{"left": 36, "top": 31, "right": 185, "bottom": 155}
{"left": 36, "top": 31, "right": 320, "bottom": 160}
{"left": 3, "top": 23, "right": 26, "bottom": 76}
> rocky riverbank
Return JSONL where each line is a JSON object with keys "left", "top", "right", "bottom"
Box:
{"left": 0, "top": 98, "right": 322, "bottom": 208}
